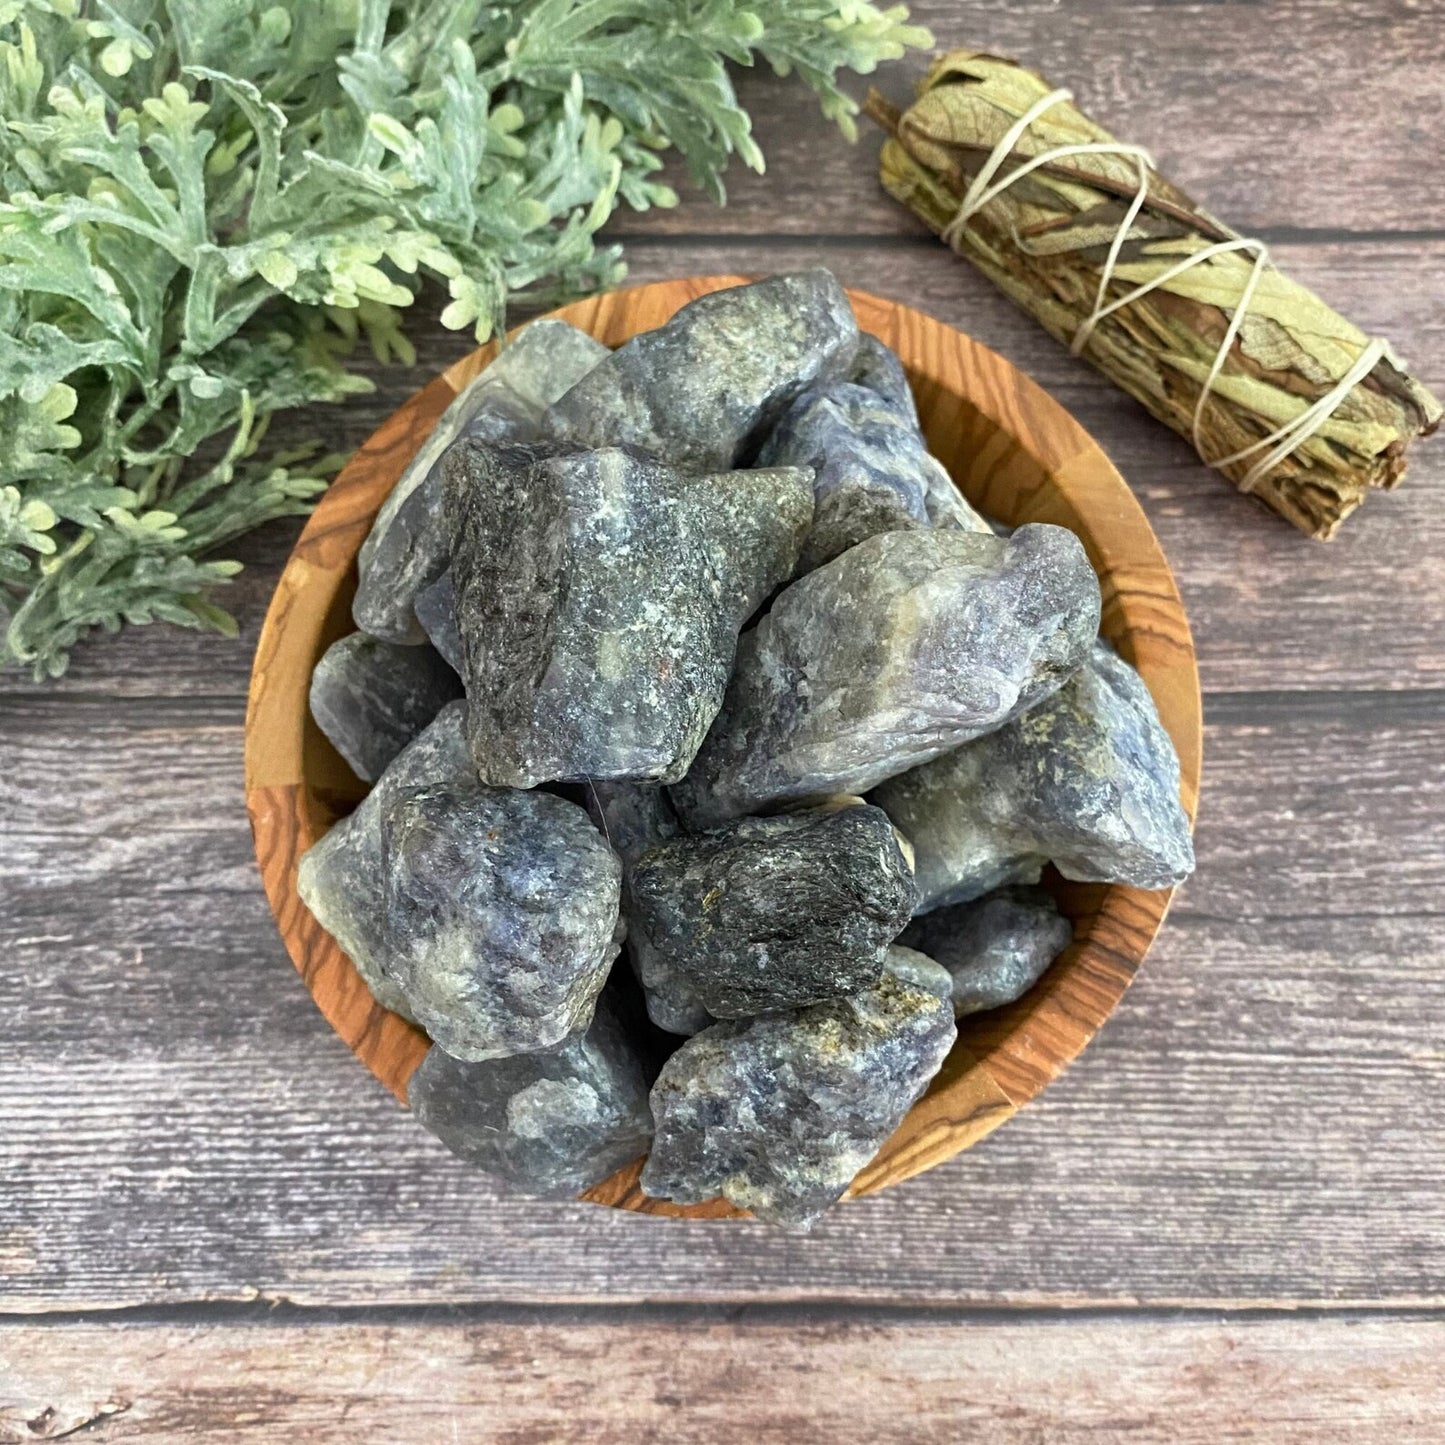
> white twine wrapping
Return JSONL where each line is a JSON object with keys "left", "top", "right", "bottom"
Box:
{"left": 943, "top": 87, "right": 1386, "bottom": 494}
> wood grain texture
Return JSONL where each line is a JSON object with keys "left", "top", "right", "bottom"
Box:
{"left": 5, "top": 237, "right": 1438, "bottom": 702}
{"left": 3, "top": 695, "right": 1441, "bottom": 1308}
{"left": 5, "top": 1312, "right": 1445, "bottom": 1443}
{"left": 605, "top": 0, "right": 1445, "bottom": 239}
{"left": 243, "top": 276, "right": 1202, "bottom": 1217}
{"left": 0, "top": 20, "right": 1442, "bottom": 1425}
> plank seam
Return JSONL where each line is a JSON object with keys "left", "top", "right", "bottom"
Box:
{"left": 7, "top": 1301, "right": 1445, "bottom": 1329}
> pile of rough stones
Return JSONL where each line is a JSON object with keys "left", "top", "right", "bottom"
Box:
{"left": 300, "top": 271, "right": 1193, "bottom": 1229}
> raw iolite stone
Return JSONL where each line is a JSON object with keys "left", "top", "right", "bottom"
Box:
{"left": 353, "top": 320, "right": 608, "bottom": 642}
{"left": 874, "top": 641, "right": 1195, "bottom": 910}
{"left": 672, "top": 526, "right": 1102, "bottom": 827}
{"left": 584, "top": 782, "right": 713, "bottom": 1036}
{"left": 628, "top": 801, "right": 917, "bottom": 1019}
{"left": 445, "top": 441, "right": 813, "bottom": 786}
{"left": 900, "top": 886, "right": 1073, "bottom": 1017}
{"left": 296, "top": 701, "right": 474, "bottom": 1022}
{"left": 407, "top": 997, "right": 653, "bottom": 1196}
{"left": 921, "top": 454, "right": 991, "bottom": 534}
{"left": 379, "top": 779, "right": 623, "bottom": 1062}
{"left": 880, "top": 944, "right": 955, "bottom": 1001}
{"left": 758, "top": 379, "right": 990, "bottom": 572}
{"left": 639, "top": 951, "right": 957, "bottom": 1229}
{"left": 849, "top": 333, "right": 918, "bottom": 422}
{"left": 414, "top": 570, "right": 462, "bottom": 673}
{"left": 309, "top": 631, "right": 462, "bottom": 782}
{"left": 543, "top": 270, "right": 859, "bottom": 472}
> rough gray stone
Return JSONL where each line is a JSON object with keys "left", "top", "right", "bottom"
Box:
{"left": 684, "top": 465, "right": 817, "bottom": 629}
{"left": 584, "top": 780, "right": 680, "bottom": 872}
{"left": 354, "top": 320, "right": 608, "bottom": 642}
{"left": 309, "top": 632, "right": 462, "bottom": 782}
{"left": 445, "top": 442, "right": 812, "bottom": 787}
{"left": 584, "top": 782, "right": 713, "bottom": 1036}
{"left": 849, "top": 333, "right": 918, "bottom": 422}
{"left": 921, "top": 454, "right": 991, "bottom": 534}
{"left": 414, "top": 571, "right": 462, "bottom": 673}
{"left": 629, "top": 802, "right": 917, "bottom": 1019}
{"left": 672, "top": 526, "right": 1103, "bottom": 827}
{"left": 882, "top": 944, "right": 955, "bottom": 1001}
{"left": 758, "top": 380, "right": 990, "bottom": 572}
{"left": 543, "top": 271, "right": 859, "bottom": 472}
{"left": 639, "top": 960, "right": 957, "bottom": 1229}
{"left": 379, "top": 779, "right": 623, "bottom": 1061}
{"left": 297, "top": 701, "right": 474, "bottom": 1022}
{"left": 900, "top": 886, "right": 1073, "bottom": 1017}
{"left": 874, "top": 642, "right": 1195, "bottom": 910}
{"left": 408, "top": 998, "right": 653, "bottom": 1196}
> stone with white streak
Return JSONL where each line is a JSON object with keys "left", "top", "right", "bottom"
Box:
{"left": 672, "top": 526, "right": 1102, "bottom": 827}
{"left": 874, "top": 642, "right": 1195, "bottom": 911}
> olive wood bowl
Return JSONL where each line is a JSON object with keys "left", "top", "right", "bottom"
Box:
{"left": 245, "top": 275, "right": 1202, "bottom": 1219}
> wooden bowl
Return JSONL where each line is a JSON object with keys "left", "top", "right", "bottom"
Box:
{"left": 245, "top": 276, "right": 1201, "bottom": 1218}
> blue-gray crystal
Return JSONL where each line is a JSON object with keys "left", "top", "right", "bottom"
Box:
{"left": 672, "top": 526, "right": 1102, "bottom": 828}
{"left": 922, "top": 455, "right": 991, "bottom": 533}
{"left": 629, "top": 802, "right": 917, "bottom": 1019}
{"left": 849, "top": 333, "right": 918, "bottom": 422}
{"left": 354, "top": 320, "right": 608, "bottom": 642}
{"left": 445, "top": 441, "right": 813, "bottom": 787}
{"left": 900, "top": 886, "right": 1073, "bottom": 1017}
{"left": 542, "top": 271, "right": 859, "bottom": 472}
{"left": 874, "top": 642, "right": 1195, "bottom": 911}
{"left": 408, "top": 998, "right": 653, "bottom": 1196}
{"left": 639, "top": 956, "right": 957, "bottom": 1229}
{"left": 584, "top": 782, "right": 714, "bottom": 1036}
{"left": 379, "top": 779, "right": 623, "bottom": 1061}
{"left": 882, "top": 944, "right": 955, "bottom": 1001}
{"left": 414, "top": 570, "right": 462, "bottom": 673}
{"left": 297, "top": 701, "right": 474, "bottom": 1021}
{"left": 758, "top": 379, "right": 989, "bottom": 572}
{"left": 309, "top": 631, "right": 462, "bottom": 782}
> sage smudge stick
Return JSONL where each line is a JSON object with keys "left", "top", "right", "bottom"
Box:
{"left": 865, "top": 51, "right": 1442, "bottom": 538}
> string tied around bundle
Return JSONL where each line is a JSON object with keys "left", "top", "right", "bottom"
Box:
{"left": 941, "top": 87, "right": 1385, "bottom": 494}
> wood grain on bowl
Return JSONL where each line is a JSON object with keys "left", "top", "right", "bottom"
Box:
{"left": 244, "top": 276, "right": 1202, "bottom": 1219}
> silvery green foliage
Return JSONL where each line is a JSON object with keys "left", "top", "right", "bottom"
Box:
{"left": 380, "top": 778, "right": 623, "bottom": 1062}
{"left": 353, "top": 320, "right": 608, "bottom": 643}
{"left": 296, "top": 699, "right": 473, "bottom": 1022}
{"left": 309, "top": 630, "right": 461, "bottom": 782}
{"left": 445, "top": 441, "right": 812, "bottom": 786}
{"left": 673, "top": 526, "right": 1102, "bottom": 827}
{"left": 543, "top": 271, "right": 860, "bottom": 472}
{"left": 628, "top": 802, "right": 917, "bottom": 1018}
{"left": 640, "top": 955, "right": 956, "bottom": 1229}
{"left": 0, "top": 1, "right": 929, "bottom": 676}
{"left": 584, "top": 781, "right": 713, "bottom": 1037}
{"left": 409, "top": 998, "right": 653, "bottom": 1197}
{"left": 900, "top": 886, "right": 1073, "bottom": 1017}
{"left": 875, "top": 642, "right": 1195, "bottom": 910}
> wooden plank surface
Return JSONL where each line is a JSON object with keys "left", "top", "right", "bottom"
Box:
{"left": 4, "top": 1311, "right": 1445, "bottom": 1443}
{"left": 1, "top": 0, "right": 1443, "bottom": 1431}
{"left": 5, "top": 238, "right": 1439, "bottom": 701}
{"left": 2, "top": 697, "right": 1442, "bottom": 1306}
{"left": 605, "top": 0, "right": 1443, "bottom": 239}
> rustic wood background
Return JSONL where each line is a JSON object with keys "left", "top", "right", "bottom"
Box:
{"left": 2, "top": 2, "right": 1442, "bottom": 1438}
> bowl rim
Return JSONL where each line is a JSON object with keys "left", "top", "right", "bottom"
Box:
{"left": 245, "top": 274, "right": 1202, "bottom": 1219}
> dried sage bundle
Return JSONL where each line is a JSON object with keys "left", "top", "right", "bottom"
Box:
{"left": 866, "top": 51, "right": 1441, "bottom": 538}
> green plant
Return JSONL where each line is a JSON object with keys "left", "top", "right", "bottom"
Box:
{"left": 0, "top": 0, "right": 930, "bottom": 676}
